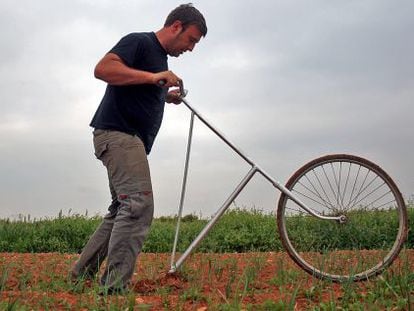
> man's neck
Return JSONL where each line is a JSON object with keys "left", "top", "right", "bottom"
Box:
{"left": 155, "top": 28, "right": 169, "bottom": 52}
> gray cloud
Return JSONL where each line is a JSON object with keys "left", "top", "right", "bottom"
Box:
{"left": 1, "top": 0, "right": 413, "bottom": 219}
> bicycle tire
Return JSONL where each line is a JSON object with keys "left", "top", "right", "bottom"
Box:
{"left": 277, "top": 154, "right": 407, "bottom": 282}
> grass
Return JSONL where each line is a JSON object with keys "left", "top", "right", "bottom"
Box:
{"left": 0, "top": 206, "right": 412, "bottom": 253}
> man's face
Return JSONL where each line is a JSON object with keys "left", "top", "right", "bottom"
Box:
{"left": 167, "top": 23, "right": 203, "bottom": 57}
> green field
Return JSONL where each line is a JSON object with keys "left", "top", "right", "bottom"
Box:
{"left": 0, "top": 206, "right": 412, "bottom": 253}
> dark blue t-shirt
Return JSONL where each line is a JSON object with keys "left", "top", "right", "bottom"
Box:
{"left": 90, "top": 32, "right": 168, "bottom": 154}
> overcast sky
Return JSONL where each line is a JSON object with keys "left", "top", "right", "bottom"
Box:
{"left": 1, "top": 0, "right": 413, "bottom": 220}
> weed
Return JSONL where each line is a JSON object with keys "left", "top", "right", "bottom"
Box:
{"left": 0, "top": 264, "right": 12, "bottom": 292}
{"left": 224, "top": 257, "right": 238, "bottom": 299}
{"left": 181, "top": 286, "right": 207, "bottom": 303}
{"left": 253, "top": 299, "right": 287, "bottom": 310}
{"left": 269, "top": 257, "right": 300, "bottom": 286}
{"left": 0, "top": 299, "right": 22, "bottom": 311}
{"left": 287, "top": 281, "right": 301, "bottom": 311}
{"left": 340, "top": 281, "right": 362, "bottom": 305}
{"left": 318, "top": 300, "right": 338, "bottom": 310}
{"left": 237, "top": 254, "right": 266, "bottom": 301}
{"left": 17, "top": 270, "right": 32, "bottom": 291}
{"left": 212, "top": 258, "right": 225, "bottom": 281}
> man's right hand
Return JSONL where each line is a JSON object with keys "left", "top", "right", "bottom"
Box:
{"left": 153, "top": 70, "right": 181, "bottom": 88}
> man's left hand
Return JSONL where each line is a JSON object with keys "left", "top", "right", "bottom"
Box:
{"left": 165, "top": 88, "right": 183, "bottom": 105}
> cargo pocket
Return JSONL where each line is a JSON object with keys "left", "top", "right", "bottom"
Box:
{"left": 122, "top": 192, "right": 154, "bottom": 223}
{"left": 94, "top": 143, "right": 108, "bottom": 160}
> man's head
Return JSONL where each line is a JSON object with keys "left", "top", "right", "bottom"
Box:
{"left": 164, "top": 3, "right": 207, "bottom": 37}
{"left": 160, "top": 3, "right": 207, "bottom": 57}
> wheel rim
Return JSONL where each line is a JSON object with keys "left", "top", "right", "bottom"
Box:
{"left": 277, "top": 154, "right": 407, "bottom": 282}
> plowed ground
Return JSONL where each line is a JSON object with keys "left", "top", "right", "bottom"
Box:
{"left": 1, "top": 250, "right": 413, "bottom": 310}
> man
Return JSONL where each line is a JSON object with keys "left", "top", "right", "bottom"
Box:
{"left": 71, "top": 4, "right": 207, "bottom": 294}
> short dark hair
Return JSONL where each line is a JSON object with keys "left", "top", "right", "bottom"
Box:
{"left": 164, "top": 3, "right": 207, "bottom": 37}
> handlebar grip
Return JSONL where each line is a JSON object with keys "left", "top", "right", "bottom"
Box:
{"left": 158, "top": 79, "right": 167, "bottom": 86}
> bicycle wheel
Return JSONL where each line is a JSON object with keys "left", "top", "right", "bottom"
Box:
{"left": 277, "top": 154, "right": 407, "bottom": 282}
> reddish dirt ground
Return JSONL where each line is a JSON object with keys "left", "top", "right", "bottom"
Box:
{"left": 0, "top": 251, "right": 413, "bottom": 310}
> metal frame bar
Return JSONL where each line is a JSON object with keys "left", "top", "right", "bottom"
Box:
{"left": 169, "top": 86, "right": 343, "bottom": 273}
{"left": 169, "top": 111, "right": 195, "bottom": 270}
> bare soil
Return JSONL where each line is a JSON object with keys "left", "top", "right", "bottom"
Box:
{"left": 1, "top": 250, "right": 413, "bottom": 310}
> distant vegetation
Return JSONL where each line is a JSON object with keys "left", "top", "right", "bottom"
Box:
{"left": 0, "top": 206, "right": 412, "bottom": 253}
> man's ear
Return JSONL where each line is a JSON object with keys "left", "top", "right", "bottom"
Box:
{"left": 170, "top": 20, "right": 183, "bottom": 35}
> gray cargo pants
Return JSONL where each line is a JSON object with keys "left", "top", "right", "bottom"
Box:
{"left": 71, "top": 129, "right": 154, "bottom": 291}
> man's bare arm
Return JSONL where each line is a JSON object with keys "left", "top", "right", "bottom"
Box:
{"left": 94, "top": 53, "right": 180, "bottom": 87}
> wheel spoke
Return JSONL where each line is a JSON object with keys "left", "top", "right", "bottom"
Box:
{"left": 312, "top": 169, "right": 336, "bottom": 210}
{"left": 296, "top": 179, "right": 336, "bottom": 211}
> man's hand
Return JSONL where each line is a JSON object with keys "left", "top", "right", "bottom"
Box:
{"left": 165, "top": 88, "right": 183, "bottom": 105}
{"left": 153, "top": 70, "right": 181, "bottom": 88}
